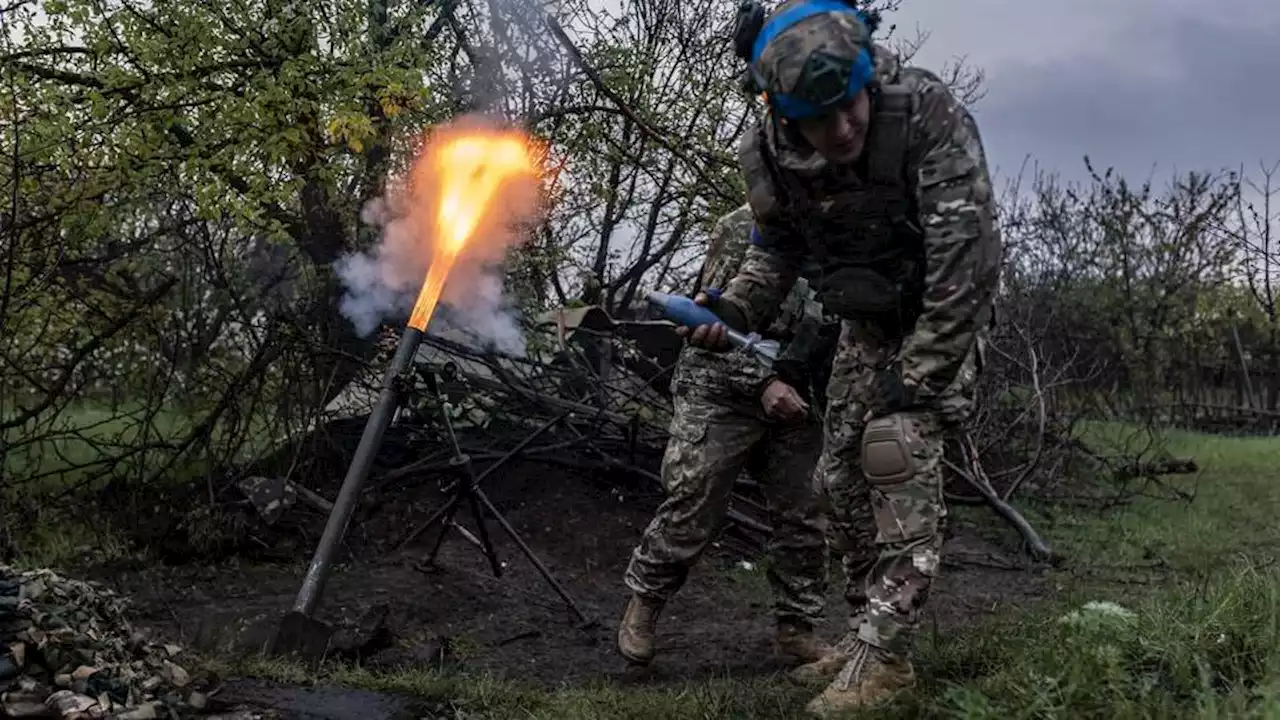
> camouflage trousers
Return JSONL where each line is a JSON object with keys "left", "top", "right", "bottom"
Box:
{"left": 624, "top": 389, "right": 829, "bottom": 626}
{"left": 817, "top": 319, "right": 982, "bottom": 656}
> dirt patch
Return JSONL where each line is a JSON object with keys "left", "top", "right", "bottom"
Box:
{"left": 90, "top": 457, "right": 1054, "bottom": 689}
{"left": 205, "top": 680, "right": 442, "bottom": 720}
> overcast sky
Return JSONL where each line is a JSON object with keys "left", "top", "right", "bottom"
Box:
{"left": 884, "top": 0, "right": 1280, "bottom": 187}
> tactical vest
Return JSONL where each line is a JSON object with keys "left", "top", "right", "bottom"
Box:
{"left": 748, "top": 82, "right": 926, "bottom": 337}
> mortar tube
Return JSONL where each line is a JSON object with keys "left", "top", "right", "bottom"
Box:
{"left": 290, "top": 325, "right": 425, "bottom": 616}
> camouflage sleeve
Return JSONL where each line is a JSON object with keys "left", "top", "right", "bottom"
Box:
{"left": 720, "top": 242, "right": 801, "bottom": 333}
{"left": 697, "top": 204, "right": 783, "bottom": 397}
{"left": 900, "top": 77, "right": 1003, "bottom": 396}
{"left": 697, "top": 204, "right": 755, "bottom": 293}
{"left": 719, "top": 124, "right": 804, "bottom": 333}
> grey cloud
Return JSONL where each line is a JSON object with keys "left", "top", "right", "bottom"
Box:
{"left": 887, "top": 0, "right": 1280, "bottom": 184}
{"left": 975, "top": 16, "right": 1280, "bottom": 183}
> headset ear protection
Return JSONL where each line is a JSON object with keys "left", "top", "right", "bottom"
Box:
{"left": 732, "top": 0, "right": 767, "bottom": 93}
{"left": 733, "top": 0, "right": 766, "bottom": 62}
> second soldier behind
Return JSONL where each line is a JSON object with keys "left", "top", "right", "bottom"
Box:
{"left": 618, "top": 203, "right": 845, "bottom": 674}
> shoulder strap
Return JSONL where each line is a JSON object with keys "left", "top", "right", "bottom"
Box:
{"left": 866, "top": 83, "right": 912, "bottom": 188}
{"left": 740, "top": 121, "right": 786, "bottom": 215}
{"left": 745, "top": 119, "right": 807, "bottom": 213}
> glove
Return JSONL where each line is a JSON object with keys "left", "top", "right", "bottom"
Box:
{"left": 865, "top": 362, "right": 917, "bottom": 420}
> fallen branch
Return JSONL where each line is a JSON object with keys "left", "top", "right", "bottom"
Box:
{"left": 947, "top": 434, "right": 1063, "bottom": 566}
{"left": 465, "top": 374, "right": 638, "bottom": 428}
{"left": 1114, "top": 456, "right": 1198, "bottom": 479}
{"left": 1002, "top": 341, "right": 1046, "bottom": 501}
{"left": 294, "top": 484, "right": 335, "bottom": 513}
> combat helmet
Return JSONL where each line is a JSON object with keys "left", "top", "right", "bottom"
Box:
{"left": 733, "top": 0, "right": 881, "bottom": 121}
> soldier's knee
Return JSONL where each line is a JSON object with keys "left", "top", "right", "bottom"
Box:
{"left": 861, "top": 414, "right": 916, "bottom": 485}
{"left": 815, "top": 459, "right": 855, "bottom": 510}
{"left": 860, "top": 413, "right": 945, "bottom": 544}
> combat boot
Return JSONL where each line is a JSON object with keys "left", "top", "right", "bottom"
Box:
{"left": 787, "top": 631, "right": 857, "bottom": 683}
{"left": 617, "top": 593, "right": 665, "bottom": 665}
{"left": 775, "top": 619, "right": 836, "bottom": 666}
{"left": 804, "top": 641, "right": 916, "bottom": 717}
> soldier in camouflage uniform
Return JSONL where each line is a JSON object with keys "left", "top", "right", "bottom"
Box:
{"left": 618, "top": 203, "right": 844, "bottom": 671}
{"left": 681, "top": 1, "right": 1001, "bottom": 715}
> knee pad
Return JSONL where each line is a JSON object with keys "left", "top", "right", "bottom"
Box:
{"left": 860, "top": 414, "right": 915, "bottom": 485}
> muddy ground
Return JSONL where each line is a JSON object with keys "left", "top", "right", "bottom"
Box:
{"left": 87, "top": 447, "right": 1056, "bottom": 702}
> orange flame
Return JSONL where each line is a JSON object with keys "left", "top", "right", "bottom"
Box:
{"left": 403, "top": 118, "right": 542, "bottom": 332}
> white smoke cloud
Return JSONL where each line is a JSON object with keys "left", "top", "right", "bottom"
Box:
{"left": 336, "top": 197, "right": 529, "bottom": 355}
{"left": 334, "top": 115, "right": 541, "bottom": 356}
{"left": 334, "top": 198, "right": 418, "bottom": 337}
{"left": 432, "top": 264, "right": 527, "bottom": 356}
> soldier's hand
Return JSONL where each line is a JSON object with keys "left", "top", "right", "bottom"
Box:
{"left": 675, "top": 292, "right": 732, "bottom": 350}
{"left": 761, "top": 378, "right": 809, "bottom": 423}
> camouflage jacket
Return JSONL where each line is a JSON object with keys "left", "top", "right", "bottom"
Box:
{"left": 720, "top": 43, "right": 1002, "bottom": 400}
{"left": 674, "top": 203, "right": 835, "bottom": 403}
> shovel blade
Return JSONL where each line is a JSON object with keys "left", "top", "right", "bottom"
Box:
{"left": 268, "top": 610, "right": 334, "bottom": 661}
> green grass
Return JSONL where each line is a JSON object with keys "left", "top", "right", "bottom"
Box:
{"left": 2, "top": 401, "right": 199, "bottom": 489}
{"left": 1034, "top": 424, "right": 1280, "bottom": 573}
{"left": 1, "top": 402, "right": 184, "bottom": 568}
{"left": 2, "top": 400, "right": 279, "bottom": 569}
{"left": 3, "top": 399, "right": 281, "bottom": 492}
{"left": 223, "top": 658, "right": 815, "bottom": 719}
{"left": 206, "top": 425, "right": 1280, "bottom": 718}
{"left": 899, "top": 562, "right": 1280, "bottom": 719}
{"left": 228, "top": 564, "right": 1280, "bottom": 720}
{"left": 900, "top": 424, "right": 1280, "bottom": 719}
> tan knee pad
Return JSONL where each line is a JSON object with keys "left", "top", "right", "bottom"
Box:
{"left": 860, "top": 414, "right": 915, "bottom": 485}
